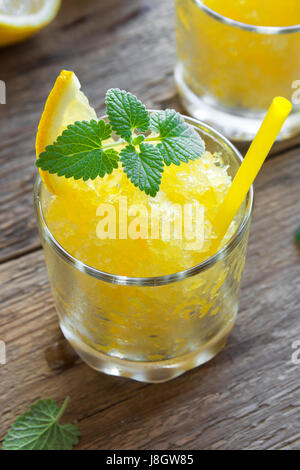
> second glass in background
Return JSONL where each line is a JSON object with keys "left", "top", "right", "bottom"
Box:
{"left": 175, "top": 0, "right": 300, "bottom": 140}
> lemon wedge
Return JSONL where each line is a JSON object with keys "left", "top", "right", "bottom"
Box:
{"left": 0, "top": 0, "right": 61, "bottom": 47}
{"left": 36, "top": 70, "right": 98, "bottom": 195}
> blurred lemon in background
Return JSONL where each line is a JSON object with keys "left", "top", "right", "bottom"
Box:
{"left": 0, "top": 0, "right": 61, "bottom": 46}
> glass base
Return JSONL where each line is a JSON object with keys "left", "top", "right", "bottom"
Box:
{"left": 175, "top": 63, "right": 300, "bottom": 142}
{"left": 60, "top": 319, "right": 235, "bottom": 383}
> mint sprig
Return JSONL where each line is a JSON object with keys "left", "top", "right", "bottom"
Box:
{"left": 37, "top": 88, "right": 205, "bottom": 196}
{"left": 2, "top": 397, "right": 80, "bottom": 450}
{"left": 120, "top": 143, "right": 164, "bottom": 197}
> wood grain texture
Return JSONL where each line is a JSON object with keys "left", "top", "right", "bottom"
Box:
{"left": 0, "top": 0, "right": 299, "bottom": 262}
{"left": 0, "top": 0, "right": 300, "bottom": 451}
{"left": 1, "top": 146, "right": 299, "bottom": 450}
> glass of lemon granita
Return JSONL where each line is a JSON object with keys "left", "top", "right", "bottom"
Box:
{"left": 175, "top": 0, "right": 300, "bottom": 141}
{"left": 34, "top": 114, "right": 253, "bottom": 383}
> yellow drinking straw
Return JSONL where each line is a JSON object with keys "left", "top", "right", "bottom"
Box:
{"left": 212, "top": 96, "right": 292, "bottom": 252}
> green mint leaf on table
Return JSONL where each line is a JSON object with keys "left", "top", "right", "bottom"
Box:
{"left": 106, "top": 88, "right": 150, "bottom": 142}
{"left": 37, "top": 120, "right": 119, "bottom": 180}
{"left": 120, "top": 143, "right": 164, "bottom": 197}
{"left": 150, "top": 109, "right": 205, "bottom": 166}
{"left": 2, "top": 397, "right": 80, "bottom": 450}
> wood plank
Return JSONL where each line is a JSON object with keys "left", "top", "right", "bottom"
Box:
{"left": 1, "top": 0, "right": 299, "bottom": 263}
{"left": 0, "top": 0, "right": 176, "bottom": 262}
{"left": 1, "top": 148, "right": 299, "bottom": 449}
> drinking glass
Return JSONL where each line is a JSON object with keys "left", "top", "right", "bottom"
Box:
{"left": 175, "top": 0, "right": 300, "bottom": 140}
{"left": 34, "top": 116, "right": 253, "bottom": 383}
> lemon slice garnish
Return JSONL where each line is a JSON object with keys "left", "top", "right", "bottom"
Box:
{"left": 36, "top": 70, "right": 98, "bottom": 195}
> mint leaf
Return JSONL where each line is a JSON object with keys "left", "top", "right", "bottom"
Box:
{"left": 36, "top": 120, "right": 119, "bottom": 180}
{"left": 2, "top": 397, "right": 80, "bottom": 450}
{"left": 150, "top": 109, "right": 205, "bottom": 166}
{"left": 120, "top": 143, "right": 164, "bottom": 197}
{"left": 106, "top": 88, "right": 150, "bottom": 142}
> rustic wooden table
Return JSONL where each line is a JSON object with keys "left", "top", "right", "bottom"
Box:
{"left": 0, "top": 0, "right": 300, "bottom": 450}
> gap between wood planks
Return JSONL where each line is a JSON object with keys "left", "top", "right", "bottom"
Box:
{"left": 1, "top": 137, "right": 299, "bottom": 267}
{"left": 0, "top": 244, "right": 42, "bottom": 265}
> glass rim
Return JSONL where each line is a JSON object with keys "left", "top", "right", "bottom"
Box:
{"left": 193, "top": 0, "right": 300, "bottom": 34}
{"left": 34, "top": 115, "right": 254, "bottom": 287}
